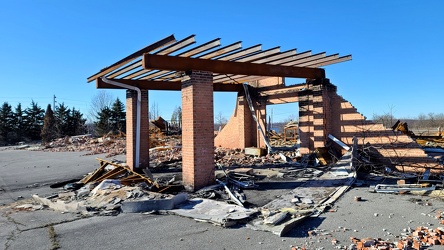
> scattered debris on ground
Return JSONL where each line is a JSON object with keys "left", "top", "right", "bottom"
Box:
{"left": 15, "top": 121, "right": 444, "bottom": 239}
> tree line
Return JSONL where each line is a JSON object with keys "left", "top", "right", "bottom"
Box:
{"left": 0, "top": 97, "right": 126, "bottom": 146}
{"left": 0, "top": 101, "right": 86, "bottom": 145}
{"left": 373, "top": 111, "right": 444, "bottom": 132}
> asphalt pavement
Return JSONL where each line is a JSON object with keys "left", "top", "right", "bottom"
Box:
{"left": 2, "top": 147, "right": 444, "bottom": 250}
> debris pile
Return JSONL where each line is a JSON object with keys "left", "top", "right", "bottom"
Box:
{"left": 214, "top": 148, "right": 300, "bottom": 167}
{"left": 41, "top": 134, "right": 126, "bottom": 157}
{"left": 32, "top": 158, "right": 188, "bottom": 216}
{"left": 267, "top": 120, "right": 299, "bottom": 147}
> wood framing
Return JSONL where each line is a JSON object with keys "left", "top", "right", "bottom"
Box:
{"left": 142, "top": 54, "right": 326, "bottom": 79}
{"left": 96, "top": 78, "right": 243, "bottom": 92}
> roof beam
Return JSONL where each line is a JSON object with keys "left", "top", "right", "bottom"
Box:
{"left": 137, "top": 38, "right": 221, "bottom": 80}
{"left": 213, "top": 50, "right": 311, "bottom": 83}
{"left": 121, "top": 35, "right": 198, "bottom": 80}
{"left": 258, "top": 83, "right": 308, "bottom": 96}
{"left": 87, "top": 34, "right": 176, "bottom": 82}
{"left": 96, "top": 78, "right": 243, "bottom": 92}
{"left": 306, "top": 55, "right": 352, "bottom": 68}
{"left": 143, "top": 54, "right": 325, "bottom": 79}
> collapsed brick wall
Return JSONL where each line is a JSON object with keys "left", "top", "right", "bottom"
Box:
{"left": 215, "top": 77, "right": 438, "bottom": 172}
{"left": 215, "top": 94, "right": 253, "bottom": 148}
{"left": 215, "top": 78, "right": 282, "bottom": 149}
{"left": 214, "top": 93, "right": 268, "bottom": 149}
{"left": 328, "top": 92, "right": 439, "bottom": 173}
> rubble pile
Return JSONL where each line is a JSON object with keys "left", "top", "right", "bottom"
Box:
{"left": 215, "top": 148, "right": 300, "bottom": 167}
{"left": 31, "top": 158, "right": 186, "bottom": 216}
{"left": 43, "top": 134, "right": 126, "bottom": 157}
{"left": 267, "top": 120, "right": 299, "bottom": 147}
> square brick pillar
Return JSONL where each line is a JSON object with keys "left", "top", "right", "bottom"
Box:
{"left": 298, "top": 91, "right": 314, "bottom": 154}
{"left": 312, "top": 79, "right": 328, "bottom": 149}
{"left": 254, "top": 99, "right": 267, "bottom": 149}
{"left": 126, "top": 89, "right": 149, "bottom": 172}
{"left": 181, "top": 71, "right": 215, "bottom": 191}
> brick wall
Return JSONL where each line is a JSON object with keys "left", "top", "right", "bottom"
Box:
{"left": 328, "top": 90, "right": 438, "bottom": 173}
{"left": 214, "top": 91, "right": 267, "bottom": 149}
{"left": 181, "top": 71, "right": 215, "bottom": 191}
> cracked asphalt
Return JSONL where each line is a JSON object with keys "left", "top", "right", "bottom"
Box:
{"left": 2, "top": 147, "right": 444, "bottom": 250}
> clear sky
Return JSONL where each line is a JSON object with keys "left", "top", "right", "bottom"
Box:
{"left": 1, "top": 1, "right": 443, "bottom": 122}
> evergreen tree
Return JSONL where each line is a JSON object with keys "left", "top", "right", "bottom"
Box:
{"left": 54, "top": 103, "right": 69, "bottom": 137}
{"left": 110, "top": 98, "right": 125, "bottom": 133}
{"left": 13, "top": 103, "right": 25, "bottom": 142}
{"left": 0, "top": 102, "right": 15, "bottom": 144}
{"left": 41, "top": 104, "right": 57, "bottom": 144}
{"left": 95, "top": 106, "right": 112, "bottom": 136}
{"left": 23, "top": 101, "right": 44, "bottom": 140}
{"left": 66, "top": 107, "right": 86, "bottom": 136}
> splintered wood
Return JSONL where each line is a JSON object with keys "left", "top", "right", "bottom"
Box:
{"left": 80, "top": 158, "right": 159, "bottom": 188}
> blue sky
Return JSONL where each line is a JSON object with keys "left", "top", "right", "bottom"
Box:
{"left": 0, "top": 1, "right": 443, "bottom": 122}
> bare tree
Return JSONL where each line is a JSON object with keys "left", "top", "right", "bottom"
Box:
{"left": 149, "top": 101, "right": 160, "bottom": 120}
{"left": 88, "top": 90, "right": 114, "bottom": 122}
{"left": 215, "top": 111, "right": 228, "bottom": 130}
{"left": 372, "top": 105, "right": 396, "bottom": 128}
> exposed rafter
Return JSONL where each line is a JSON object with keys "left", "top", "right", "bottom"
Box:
{"left": 88, "top": 34, "right": 352, "bottom": 89}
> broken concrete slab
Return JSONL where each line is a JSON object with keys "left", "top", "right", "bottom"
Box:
{"left": 248, "top": 150, "right": 356, "bottom": 236}
{"left": 32, "top": 194, "right": 87, "bottom": 213}
{"left": 121, "top": 193, "right": 188, "bottom": 213}
{"left": 170, "top": 198, "right": 258, "bottom": 227}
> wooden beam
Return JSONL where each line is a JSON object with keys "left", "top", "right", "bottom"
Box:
{"left": 259, "top": 83, "right": 308, "bottom": 96}
{"left": 87, "top": 34, "right": 176, "bottom": 82}
{"left": 96, "top": 78, "right": 243, "bottom": 92}
{"left": 143, "top": 54, "right": 325, "bottom": 79}
{"left": 97, "top": 78, "right": 182, "bottom": 90}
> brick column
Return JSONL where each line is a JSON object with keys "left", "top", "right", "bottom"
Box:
{"left": 311, "top": 79, "right": 327, "bottom": 149}
{"left": 181, "top": 71, "right": 215, "bottom": 191}
{"left": 299, "top": 79, "right": 335, "bottom": 153}
{"left": 298, "top": 90, "right": 313, "bottom": 154}
{"left": 254, "top": 99, "right": 267, "bottom": 149}
{"left": 126, "top": 89, "right": 149, "bottom": 172}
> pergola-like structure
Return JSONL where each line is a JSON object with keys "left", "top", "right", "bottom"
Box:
{"left": 88, "top": 34, "right": 351, "bottom": 191}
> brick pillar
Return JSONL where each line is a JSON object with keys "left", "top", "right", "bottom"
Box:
{"left": 298, "top": 90, "right": 313, "bottom": 154}
{"left": 299, "top": 79, "right": 335, "bottom": 153}
{"left": 254, "top": 99, "right": 267, "bottom": 149}
{"left": 312, "top": 79, "right": 327, "bottom": 149}
{"left": 181, "top": 71, "right": 215, "bottom": 191}
{"left": 126, "top": 89, "right": 149, "bottom": 172}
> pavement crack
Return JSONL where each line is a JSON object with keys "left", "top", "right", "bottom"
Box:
{"left": 2, "top": 211, "right": 21, "bottom": 250}
{"left": 20, "top": 215, "right": 91, "bottom": 232}
{"left": 48, "top": 225, "right": 60, "bottom": 250}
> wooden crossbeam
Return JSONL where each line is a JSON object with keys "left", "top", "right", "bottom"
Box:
{"left": 143, "top": 54, "right": 325, "bottom": 79}
{"left": 96, "top": 78, "right": 244, "bottom": 92}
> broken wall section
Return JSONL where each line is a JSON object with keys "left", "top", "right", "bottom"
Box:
{"left": 328, "top": 91, "right": 438, "bottom": 172}
{"left": 215, "top": 78, "right": 277, "bottom": 149}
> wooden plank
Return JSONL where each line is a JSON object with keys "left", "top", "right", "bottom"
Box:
{"left": 95, "top": 158, "right": 159, "bottom": 188}
{"left": 143, "top": 54, "right": 325, "bottom": 79}
{"left": 80, "top": 161, "right": 108, "bottom": 184}
{"left": 87, "top": 34, "right": 176, "bottom": 82}
{"left": 95, "top": 167, "right": 126, "bottom": 183}
{"left": 96, "top": 78, "right": 244, "bottom": 92}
